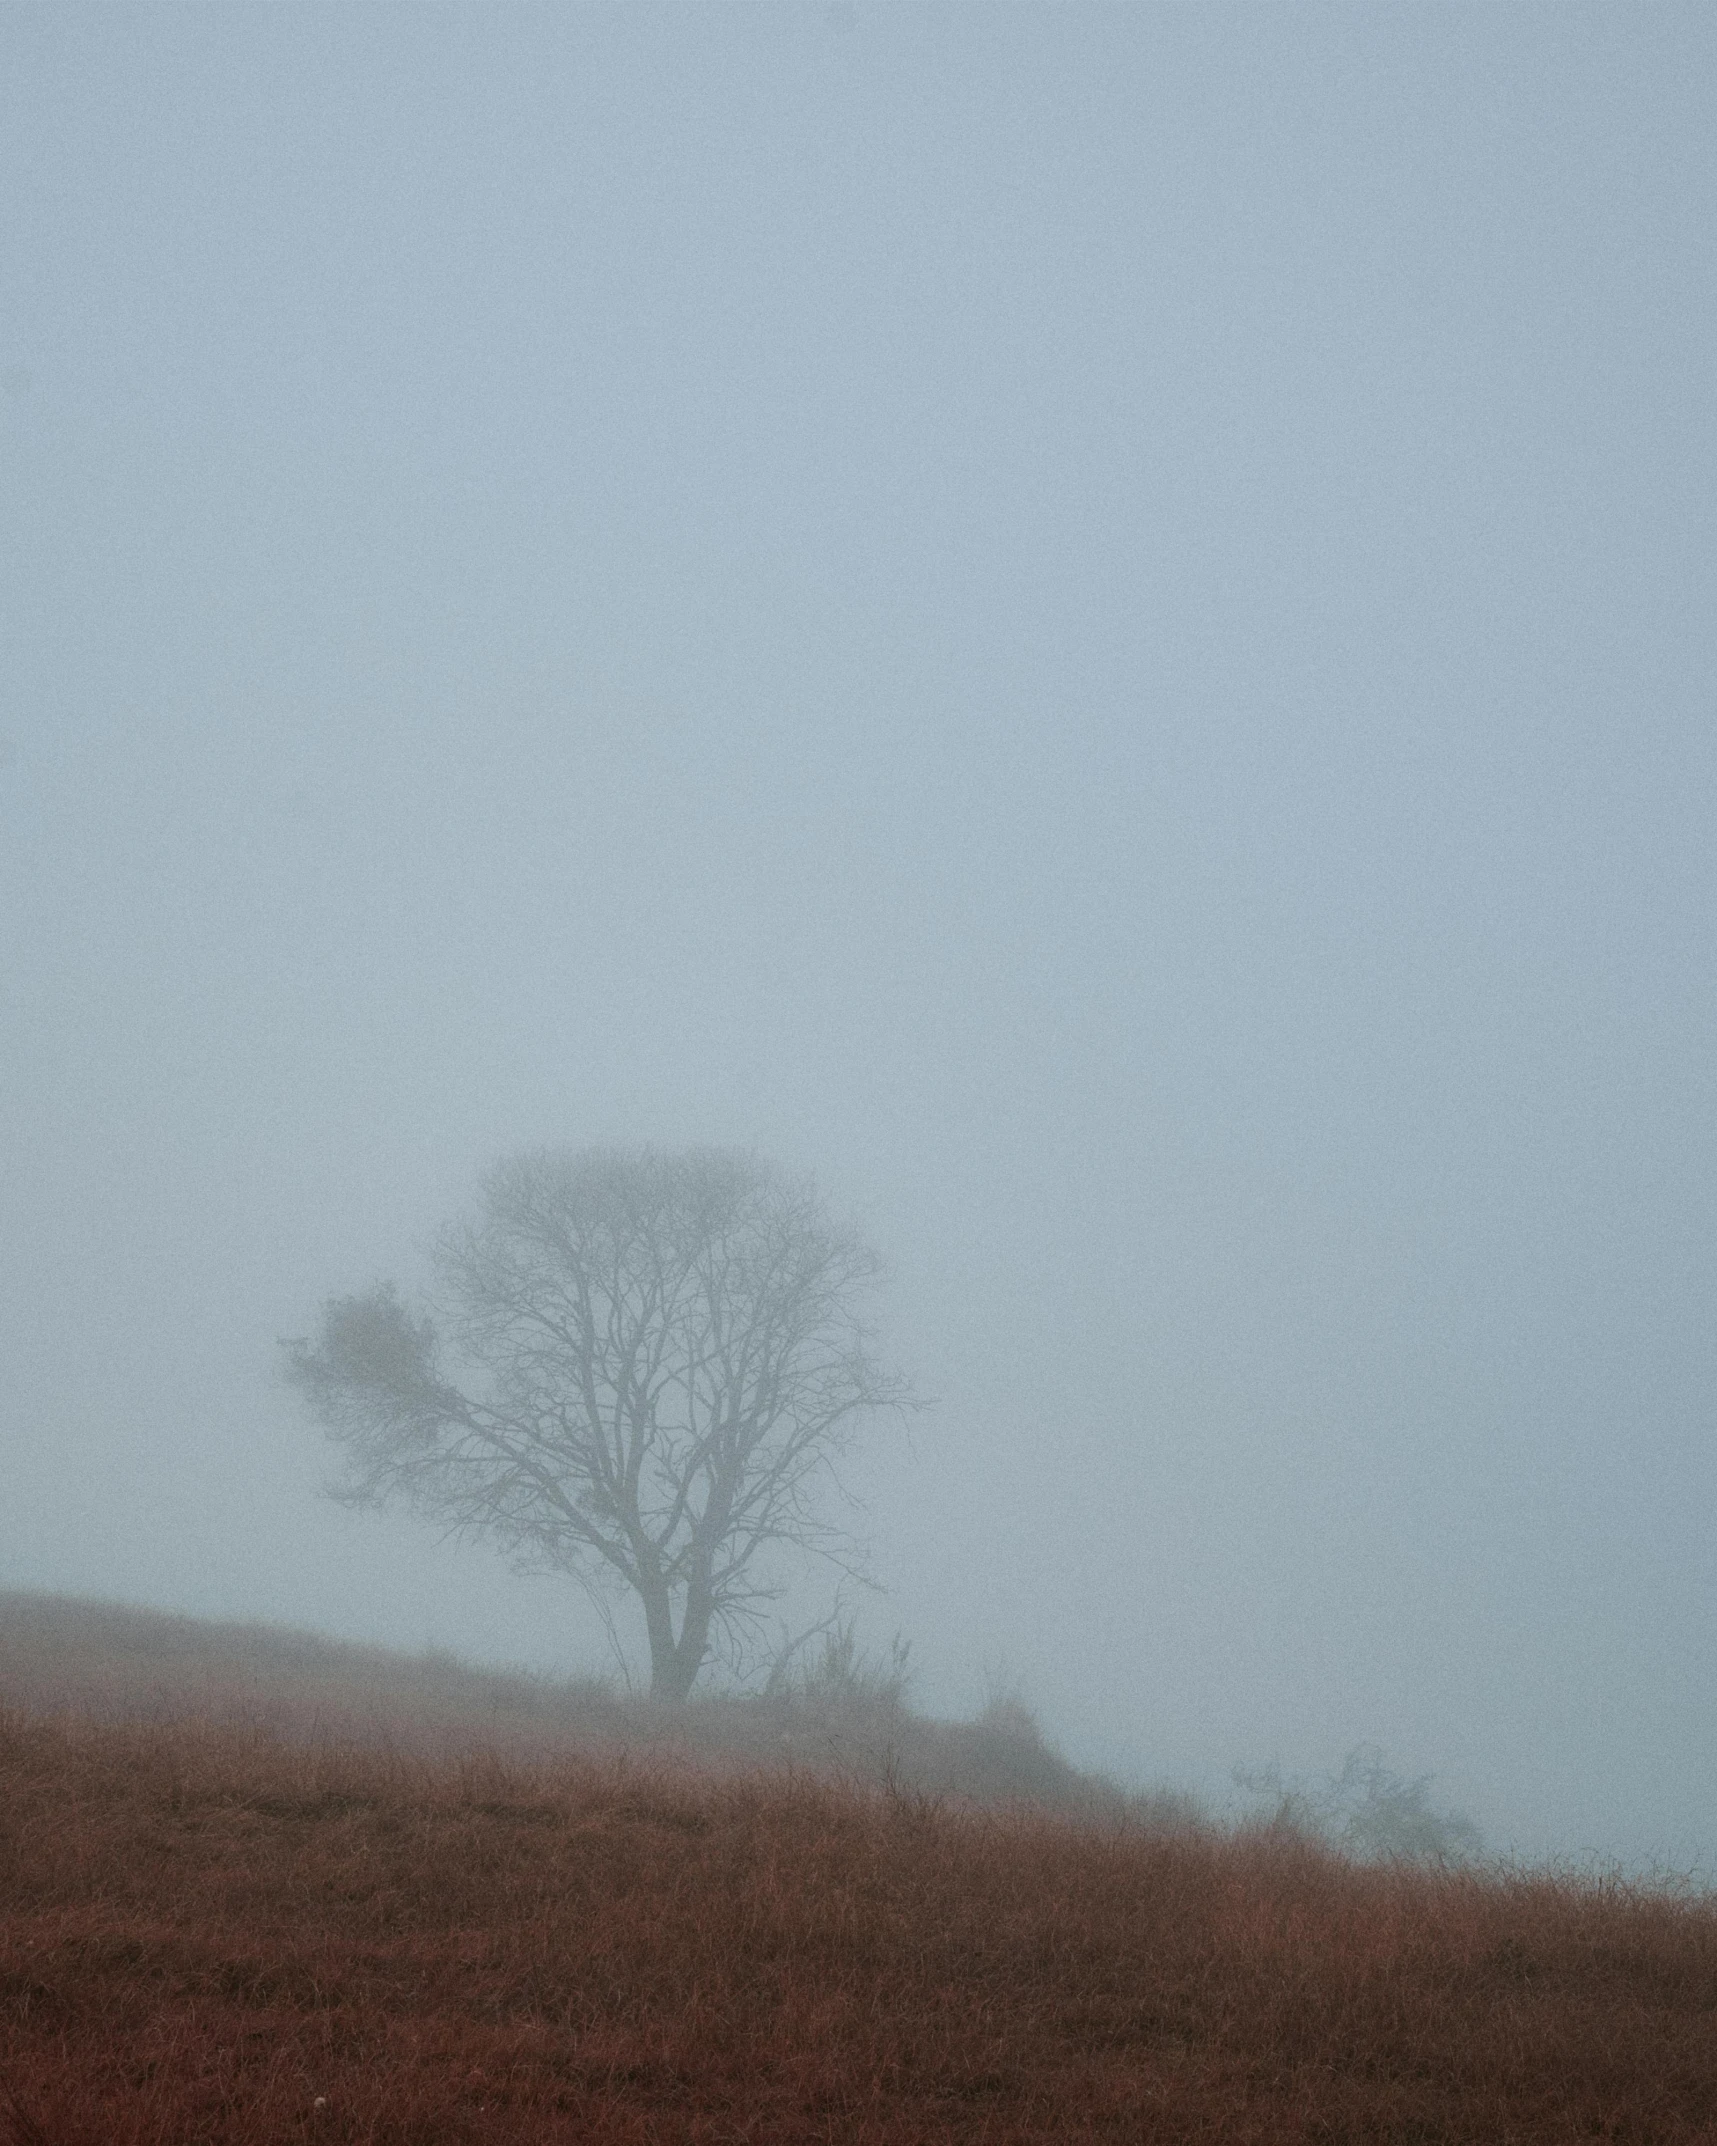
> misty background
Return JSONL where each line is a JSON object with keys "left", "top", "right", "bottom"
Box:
{"left": 2, "top": 4, "right": 1713, "bottom": 1870}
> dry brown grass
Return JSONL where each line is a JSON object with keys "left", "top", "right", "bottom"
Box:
{"left": 0, "top": 1592, "right": 1174, "bottom": 1814}
{"left": 2, "top": 1694, "right": 1715, "bottom": 2141}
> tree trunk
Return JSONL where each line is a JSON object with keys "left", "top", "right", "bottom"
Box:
{"left": 639, "top": 1581, "right": 685, "bottom": 1702}
{"left": 641, "top": 1577, "right": 714, "bottom": 1703}
{"left": 650, "top": 1647, "right": 700, "bottom": 1703}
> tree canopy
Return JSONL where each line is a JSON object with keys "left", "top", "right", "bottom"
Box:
{"left": 283, "top": 1146, "right": 912, "bottom": 1699}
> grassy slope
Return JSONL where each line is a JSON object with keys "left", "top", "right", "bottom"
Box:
{"left": 0, "top": 1590, "right": 1170, "bottom": 1815}
{"left": 1, "top": 1596, "right": 1715, "bottom": 2144}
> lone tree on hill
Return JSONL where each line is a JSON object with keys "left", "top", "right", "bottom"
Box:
{"left": 283, "top": 1147, "right": 913, "bottom": 1700}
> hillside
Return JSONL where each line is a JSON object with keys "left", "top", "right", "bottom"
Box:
{"left": 0, "top": 1591, "right": 1172, "bottom": 1818}
{"left": 2, "top": 1704, "right": 1715, "bottom": 2144}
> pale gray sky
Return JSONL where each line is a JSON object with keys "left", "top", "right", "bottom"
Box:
{"left": 2, "top": 3, "right": 1714, "bottom": 1868}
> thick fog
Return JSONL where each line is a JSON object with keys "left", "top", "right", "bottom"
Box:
{"left": 3, "top": 4, "right": 1713, "bottom": 1868}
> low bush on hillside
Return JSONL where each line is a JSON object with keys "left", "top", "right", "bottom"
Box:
{"left": 1235, "top": 1743, "right": 1487, "bottom": 1865}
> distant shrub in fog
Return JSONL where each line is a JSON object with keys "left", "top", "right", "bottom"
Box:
{"left": 1236, "top": 1743, "right": 1485, "bottom": 1865}
{"left": 975, "top": 1694, "right": 1045, "bottom": 1749}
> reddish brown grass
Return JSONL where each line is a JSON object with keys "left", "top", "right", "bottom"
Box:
{"left": 2, "top": 1705, "right": 1714, "bottom": 2145}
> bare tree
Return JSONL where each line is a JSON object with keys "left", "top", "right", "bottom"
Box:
{"left": 282, "top": 1147, "right": 913, "bottom": 1700}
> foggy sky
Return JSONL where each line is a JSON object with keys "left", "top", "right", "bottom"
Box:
{"left": 3, "top": 3, "right": 1714, "bottom": 1869}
